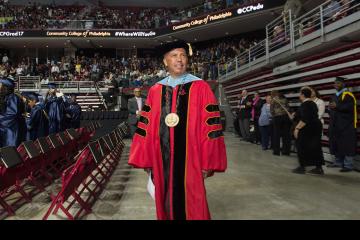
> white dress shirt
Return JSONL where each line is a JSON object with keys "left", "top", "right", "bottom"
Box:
{"left": 314, "top": 97, "right": 325, "bottom": 125}
{"left": 135, "top": 97, "right": 142, "bottom": 115}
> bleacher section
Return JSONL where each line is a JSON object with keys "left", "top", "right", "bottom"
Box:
{"left": 222, "top": 41, "right": 360, "bottom": 162}
{"left": 76, "top": 93, "right": 107, "bottom": 111}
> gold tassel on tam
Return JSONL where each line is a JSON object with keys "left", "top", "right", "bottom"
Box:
{"left": 187, "top": 43, "right": 193, "bottom": 56}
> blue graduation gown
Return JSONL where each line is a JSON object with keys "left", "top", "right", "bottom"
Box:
{"left": 66, "top": 103, "right": 82, "bottom": 129}
{"left": 0, "top": 93, "right": 22, "bottom": 147}
{"left": 46, "top": 96, "right": 65, "bottom": 134}
{"left": 26, "top": 103, "right": 49, "bottom": 141}
{"left": 17, "top": 97, "right": 27, "bottom": 145}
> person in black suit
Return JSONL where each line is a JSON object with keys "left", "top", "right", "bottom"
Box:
{"left": 238, "top": 90, "right": 252, "bottom": 142}
{"left": 128, "top": 88, "right": 145, "bottom": 137}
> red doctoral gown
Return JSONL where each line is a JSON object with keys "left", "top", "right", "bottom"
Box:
{"left": 128, "top": 79, "right": 227, "bottom": 220}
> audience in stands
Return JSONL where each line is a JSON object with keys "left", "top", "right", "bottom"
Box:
{"left": 283, "top": 0, "right": 304, "bottom": 20}
{"left": 0, "top": 33, "right": 260, "bottom": 87}
{"left": 323, "top": 0, "right": 341, "bottom": 23}
{"left": 0, "top": 2, "right": 84, "bottom": 29}
{"left": 270, "top": 25, "right": 288, "bottom": 51}
{"left": 0, "top": 0, "right": 264, "bottom": 30}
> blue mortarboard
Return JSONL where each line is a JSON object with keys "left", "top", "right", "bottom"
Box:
{"left": 26, "top": 92, "right": 39, "bottom": 102}
{"left": 21, "top": 92, "right": 30, "bottom": 98}
{"left": 0, "top": 78, "right": 15, "bottom": 88}
{"left": 48, "top": 83, "right": 57, "bottom": 89}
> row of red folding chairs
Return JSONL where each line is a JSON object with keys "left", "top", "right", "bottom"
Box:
{"left": 0, "top": 121, "right": 102, "bottom": 219}
{"left": 42, "top": 122, "right": 130, "bottom": 220}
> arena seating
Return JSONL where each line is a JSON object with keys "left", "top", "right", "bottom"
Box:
{"left": 223, "top": 41, "right": 360, "bottom": 160}
{"left": 0, "top": 122, "right": 102, "bottom": 219}
{"left": 76, "top": 94, "right": 107, "bottom": 111}
{"left": 42, "top": 122, "right": 129, "bottom": 220}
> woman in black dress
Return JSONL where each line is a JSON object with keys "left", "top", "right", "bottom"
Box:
{"left": 292, "top": 88, "right": 325, "bottom": 175}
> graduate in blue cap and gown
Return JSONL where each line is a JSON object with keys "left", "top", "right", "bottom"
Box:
{"left": 25, "top": 92, "right": 49, "bottom": 141}
{"left": 45, "top": 83, "right": 65, "bottom": 134}
{"left": 65, "top": 93, "right": 82, "bottom": 129}
{"left": 16, "top": 91, "right": 29, "bottom": 144}
{"left": 0, "top": 78, "right": 23, "bottom": 147}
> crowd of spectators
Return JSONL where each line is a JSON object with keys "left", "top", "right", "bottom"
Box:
{"left": 192, "top": 36, "right": 261, "bottom": 80}
{"left": 0, "top": 31, "right": 261, "bottom": 88}
{"left": 0, "top": 0, "right": 263, "bottom": 30}
{"left": 0, "top": 1, "right": 84, "bottom": 29}
{"left": 0, "top": 52, "right": 169, "bottom": 88}
{"left": 0, "top": 31, "right": 257, "bottom": 87}
{"left": 295, "top": 0, "right": 359, "bottom": 38}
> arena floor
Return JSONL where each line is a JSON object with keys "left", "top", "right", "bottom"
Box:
{"left": 5, "top": 133, "right": 360, "bottom": 220}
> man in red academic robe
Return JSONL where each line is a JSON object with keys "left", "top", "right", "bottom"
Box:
{"left": 128, "top": 40, "right": 227, "bottom": 220}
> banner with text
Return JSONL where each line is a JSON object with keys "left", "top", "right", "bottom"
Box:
{"left": 0, "top": 30, "right": 157, "bottom": 38}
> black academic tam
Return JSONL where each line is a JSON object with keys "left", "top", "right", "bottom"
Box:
{"left": 156, "top": 40, "right": 190, "bottom": 58}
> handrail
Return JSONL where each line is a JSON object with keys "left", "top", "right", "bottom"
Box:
{"left": 217, "top": 0, "right": 360, "bottom": 81}
{"left": 94, "top": 81, "right": 108, "bottom": 111}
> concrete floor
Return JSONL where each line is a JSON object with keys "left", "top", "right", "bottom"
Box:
{"left": 4, "top": 133, "right": 360, "bottom": 220}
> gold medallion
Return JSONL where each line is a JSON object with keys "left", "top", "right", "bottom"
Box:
{"left": 165, "top": 113, "right": 180, "bottom": 127}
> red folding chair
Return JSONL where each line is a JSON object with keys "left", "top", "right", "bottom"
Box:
{"left": 17, "top": 141, "right": 49, "bottom": 193}
{"left": 43, "top": 145, "right": 108, "bottom": 220}
{"left": 34, "top": 137, "right": 62, "bottom": 178}
{"left": 0, "top": 147, "right": 32, "bottom": 217}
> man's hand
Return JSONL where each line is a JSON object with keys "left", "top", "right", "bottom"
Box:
{"left": 202, "top": 170, "right": 214, "bottom": 179}
{"left": 294, "top": 129, "right": 299, "bottom": 139}
{"left": 289, "top": 112, "right": 296, "bottom": 120}
{"left": 136, "top": 110, "right": 141, "bottom": 119}
{"left": 144, "top": 168, "right": 152, "bottom": 175}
